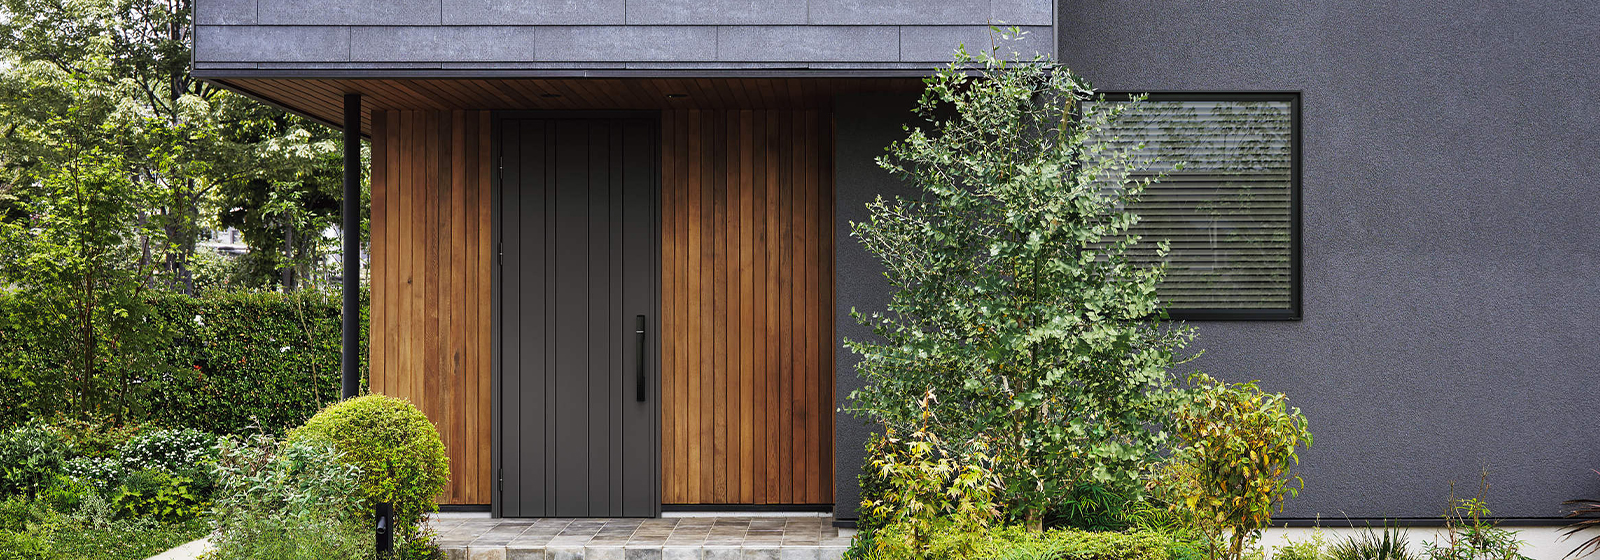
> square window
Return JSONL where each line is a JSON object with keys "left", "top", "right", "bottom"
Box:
{"left": 1087, "top": 93, "right": 1301, "bottom": 320}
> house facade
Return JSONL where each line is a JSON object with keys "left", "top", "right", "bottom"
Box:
{"left": 193, "top": 0, "right": 1600, "bottom": 530}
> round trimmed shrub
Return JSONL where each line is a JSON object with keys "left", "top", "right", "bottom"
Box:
{"left": 286, "top": 395, "right": 448, "bottom": 544}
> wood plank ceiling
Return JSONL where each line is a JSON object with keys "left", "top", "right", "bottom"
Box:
{"left": 214, "top": 77, "right": 921, "bottom": 137}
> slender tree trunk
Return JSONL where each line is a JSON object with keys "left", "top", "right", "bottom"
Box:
{"left": 281, "top": 222, "right": 296, "bottom": 290}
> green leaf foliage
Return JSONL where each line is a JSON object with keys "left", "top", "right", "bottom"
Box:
{"left": 862, "top": 425, "right": 1002, "bottom": 551}
{"left": 143, "top": 289, "right": 370, "bottom": 435}
{"left": 1273, "top": 529, "right": 1330, "bottom": 560}
{"left": 1, "top": 289, "right": 369, "bottom": 434}
{"left": 0, "top": 492, "right": 209, "bottom": 560}
{"left": 209, "top": 434, "right": 376, "bottom": 560}
{"left": 110, "top": 469, "right": 205, "bottom": 522}
{"left": 288, "top": 394, "right": 449, "bottom": 552}
{"left": 1166, "top": 374, "right": 1311, "bottom": 560}
{"left": 0, "top": 0, "right": 366, "bottom": 295}
{"left": 1329, "top": 526, "right": 1418, "bottom": 560}
{"left": 0, "top": 421, "right": 67, "bottom": 499}
{"left": 845, "top": 32, "right": 1193, "bottom": 524}
{"left": 1422, "top": 475, "right": 1531, "bottom": 560}
{"left": 856, "top": 521, "right": 1183, "bottom": 560}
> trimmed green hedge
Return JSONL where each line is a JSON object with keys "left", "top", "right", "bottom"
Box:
{"left": 0, "top": 289, "right": 368, "bottom": 435}
{"left": 145, "top": 290, "right": 369, "bottom": 435}
{"left": 859, "top": 523, "right": 1191, "bottom": 560}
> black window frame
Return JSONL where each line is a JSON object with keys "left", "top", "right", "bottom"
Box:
{"left": 1093, "top": 91, "right": 1303, "bottom": 321}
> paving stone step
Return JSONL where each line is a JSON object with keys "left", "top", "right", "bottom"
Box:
{"left": 442, "top": 544, "right": 848, "bottom": 560}
{"left": 428, "top": 515, "right": 850, "bottom": 560}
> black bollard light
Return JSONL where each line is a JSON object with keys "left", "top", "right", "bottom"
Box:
{"left": 376, "top": 502, "right": 394, "bottom": 554}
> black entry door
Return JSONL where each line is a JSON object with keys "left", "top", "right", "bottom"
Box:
{"left": 497, "top": 116, "right": 659, "bottom": 517}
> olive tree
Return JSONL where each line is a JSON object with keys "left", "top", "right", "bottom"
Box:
{"left": 846, "top": 37, "right": 1194, "bottom": 529}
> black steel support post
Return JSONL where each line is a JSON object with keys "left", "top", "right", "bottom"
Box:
{"left": 341, "top": 93, "right": 361, "bottom": 400}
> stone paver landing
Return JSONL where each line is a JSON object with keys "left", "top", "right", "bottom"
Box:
{"left": 429, "top": 516, "right": 852, "bottom": 560}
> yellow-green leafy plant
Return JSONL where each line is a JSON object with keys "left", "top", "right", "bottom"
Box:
{"left": 861, "top": 393, "right": 1000, "bottom": 554}
{"left": 112, "top": 469, "right": 207, "bottom": 522}
{"left": 864, "top": 524, "right": 1180, "bottom": 560}
{"left": 1273, "top": 528, "right": 1329, "bottom": 560}
{"left": 287, "top": 394, "right": 449, "bottom": 554}
{"left": 1169, "top": 374, "right": 1311, "bottom": 560}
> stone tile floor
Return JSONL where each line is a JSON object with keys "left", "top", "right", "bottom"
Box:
{"left": 429, "top": 515, "right": 853, "bottom": 560}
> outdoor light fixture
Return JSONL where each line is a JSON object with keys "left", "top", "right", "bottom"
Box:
{"left": 665, "top": 93, "right": 688, "bottom": 98}
{"left": 376, "top": 502, "right": 393, "bottom": 553}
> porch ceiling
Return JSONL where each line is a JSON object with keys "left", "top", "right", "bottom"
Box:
{"left": 211, "top": 77, "right": 923, "bottom": 137}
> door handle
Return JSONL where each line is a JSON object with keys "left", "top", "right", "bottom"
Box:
{"left": 635, "top": 315, "right": 647, "bottom": 402}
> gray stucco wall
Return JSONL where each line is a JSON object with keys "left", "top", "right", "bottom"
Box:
{"left": 191, "top": 0, "right": 1053, "bottom": 71}
{"left": 831, "top": 1, "right": 1600, "bottom": 521}
{"left": 1062, "top": 0, "right": 1599, "bottom": 520}
{"left": 832, "top": 92, "right": 922, "bottom": 522}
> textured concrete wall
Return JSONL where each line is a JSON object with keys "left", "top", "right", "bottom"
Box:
{"left": 831, "top": 0, "right": 1600, "bottom": 521}
{"left": 1055, "top": 0, "right": 1600, "bottom": 519}
{"left": 832, "top": 92, "right": 922, "bottom": 521}
{"left": 192, "top": 0, "right": 1053, "bottom": 71}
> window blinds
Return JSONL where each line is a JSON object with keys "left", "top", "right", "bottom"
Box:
{"left": 1088, "top": 97, "right": 1296, "bottom": 313}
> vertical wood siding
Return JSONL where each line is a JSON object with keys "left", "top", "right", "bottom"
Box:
{"left": 372, "top": 108, "right": 833, "bottom": 507}
{"left": 369, "top": 110, "right": 493, "bottom": 505}
{"left": 661, "top": 110, "right": 835, "bottom": 505}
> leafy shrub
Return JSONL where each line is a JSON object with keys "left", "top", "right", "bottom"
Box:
{"left": 116, "top": 427, "right": 219, "bottom": 493}
{"left": 844, "top": 35, "right": 1193, "bottom": 526}
{"left": 112, "top": 469, "right": 206, "bottom": 522}
{"left": 1168, "top": 375, "right": 1311, "bottom": 560}
{"left": 210, "top": 434, "right": 374, "bottom": 560}
{"left": 0, "top": 491, "right": 208, "bottom": 560}
{"left": 0, "top": 420, "right": 67, "bottom": 498}
{"left": 1328, "top": 526, "right": 1416, "bottom": 560}
{"left": 210, "top": 512, "right": 376, "bottom": 560}
{"left": 860, "top": 423, "right": 1000, "bottom": 552}
{"left": 62, "top": 456, "right": 127, "bottom": 494}
{"left": 1051, "top": 482, "right": 1147, "bottom": 532}
{"left": 1422, "top": 477, "right": 1529, "bottom": 560}
{"left": 1272, "top": 530, "right": 1328, "bottom": 560}
{"left": 0, "top": 527, "right": 50, "bottom": 560}
{"left": 0, "top": 496, "right": 52, "bottom": 560}
{"left": 47, "top": 417, "right": 145, "bottom": 459}
{"left": 287, "top": 395, "right": 448, "bottom": 552}
{"left": 212, "top": 435, "right": 363, "bottom": 523}
{"left": 37, "top": 475, "right": 90, "bottom": 513}
{"left": 39, "top": 492, "right": 210, "bottom": 560}
{"left": 0, "top": 495, "right": 41, "bottom": 532}
{"left": 857, "top": 434, "right": 895, "bottom": 533}
{"left": 857, "top": 522, "right": 1180, "bottom": 560}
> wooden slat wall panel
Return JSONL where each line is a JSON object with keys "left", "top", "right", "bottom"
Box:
{"left": 370, "top": 110, "right": 494, "bottom": 505}
{"left": 661, "top": 109, "right": 835, "bottom": 505}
